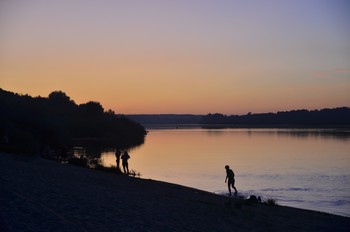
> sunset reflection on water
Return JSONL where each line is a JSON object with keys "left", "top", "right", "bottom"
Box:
{"left": 100, "top": 128, "right": 350, "bottom": 216}
{"left": 100, "top": 129, "right": 348, "bottom": 188}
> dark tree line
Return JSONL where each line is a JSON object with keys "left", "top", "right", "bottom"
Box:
{"left": 127, "top": 114, "right": 202, "bottom": 125}
{"left": 0, "top": 88, "right": 146, "bottom": 154}
{"left": 200, "top": 107, "right": 350, "bottom": 127}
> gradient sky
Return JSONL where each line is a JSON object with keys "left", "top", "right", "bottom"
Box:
{"left": 1, "top": 0, "right": 349, "bottom": 114}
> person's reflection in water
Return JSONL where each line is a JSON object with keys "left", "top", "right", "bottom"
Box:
{"left": 225, "top": 165, "right": 238, "bottom": 196}
{"left": 121, "top": 151, "right": 130, "bottom": 174}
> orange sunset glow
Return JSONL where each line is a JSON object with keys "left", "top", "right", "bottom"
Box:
{"left": 1, "top": 0, "right": 349, "bottom": 114}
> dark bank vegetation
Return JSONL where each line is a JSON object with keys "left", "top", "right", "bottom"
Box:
{"left": 127, "top": 108, "right": 350, "bottom": 129}
{"left": 127, "top": 114, "right": 202, "bottom": 125}
{"left": 66, "top": 155, "right": 141, "bottom": 177}
{"left": 200, "top": 107, "right": 350, "bottom": 128}
{"left": 0, "top": 88, "right": 146, "bottom": 155}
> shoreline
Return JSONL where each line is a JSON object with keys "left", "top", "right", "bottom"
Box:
{"left": 1, "top": 152, "right": 349, "bottom": 231}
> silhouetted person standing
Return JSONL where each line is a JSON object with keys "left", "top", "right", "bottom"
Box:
{"left": 121, "top": 151, "right": 130, "bottom": 174}
{"left": 115, "top": 149, "right": 122, "bottom": 170}
{"left": 225, "top": 165, "right": 237, "bottom": 196}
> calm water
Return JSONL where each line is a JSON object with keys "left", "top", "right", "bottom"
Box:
{"left": 100, "top": 128, "right": 350, "bottom": 217}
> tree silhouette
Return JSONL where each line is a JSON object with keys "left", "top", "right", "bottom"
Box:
{"left": 200, "top": 108, "right": 350, "bottom": 127}
{"left": 0, "top": 88, "right": 146, "bottom": 154}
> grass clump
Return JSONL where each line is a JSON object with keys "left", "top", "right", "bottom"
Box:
{"left": 67, "top": 156, "right": 141, "bottom": 177}
{"left": 264, "top": 198, "right": 278, "bottom": 206}
{"left": 128, "top": 169, "right": 142, "bottom": 178}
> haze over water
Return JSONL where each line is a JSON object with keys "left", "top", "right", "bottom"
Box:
{"left": 101, "top": 128, "right": 350, "bottom": 217}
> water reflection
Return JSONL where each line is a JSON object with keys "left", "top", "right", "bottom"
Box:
{"left": 274, "top": 129, "right": 350, "bottom": 140}
{"left": 81, "top": 129, "right": 350, "bottom": 171}
{"left": 202, "top": 128, "right": 350, "bottom": 140}
{"left": 69, "top": 128, "right": 350, "bottom": 216}
{"left": 97, "top": 128, "right": 350, "bottom": 216}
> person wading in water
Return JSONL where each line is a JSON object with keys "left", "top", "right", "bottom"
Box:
{"left": 225, "top": 165, "right": 238, "bottom": 196}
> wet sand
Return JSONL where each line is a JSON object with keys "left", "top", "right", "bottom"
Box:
{"left": 1, "top": 152, "right": 349, "bottom": 232}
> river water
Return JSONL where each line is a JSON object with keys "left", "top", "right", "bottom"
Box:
{"left": 99, "top": 128, "right": 350, "bottom": 217}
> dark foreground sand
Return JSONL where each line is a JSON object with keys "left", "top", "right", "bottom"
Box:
{"left": 1, "top": 153, "right": 349, "bottom": 232}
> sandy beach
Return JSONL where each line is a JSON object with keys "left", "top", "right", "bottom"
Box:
{"left": 1, "top": 152, "right": 349, "bottom": 232}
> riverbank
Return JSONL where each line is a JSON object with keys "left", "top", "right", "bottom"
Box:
{"left": 1, "top": 152, "right": 349, "bottom": 232}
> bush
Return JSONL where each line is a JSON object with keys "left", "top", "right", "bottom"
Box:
{"left": 264, "top": 198, "right": 278, "bottom": 206}
{"left": 67, "top": 157, "right": 88, "bottom": 167}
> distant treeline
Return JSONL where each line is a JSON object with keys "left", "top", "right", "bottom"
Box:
{"left": 127, "top": 114, "right": 202, "bottom": 125}
{"left": 200, "top": 108, "right": 350, "bottom": 127}
{"left": 127, "top": 108, "right": 350, "bottom": 128}
{"left": 0, "top": 89, "right": 146, "bottom": 154}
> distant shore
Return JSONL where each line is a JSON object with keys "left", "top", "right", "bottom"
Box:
{"left": 127, "top": 107, "right": 350, "bottom": 128}
{"left": 143, "top": 123, "right": 350, "bottom": 130}
{"left": 1, "top": 152, "right": 349, "bottom": 232}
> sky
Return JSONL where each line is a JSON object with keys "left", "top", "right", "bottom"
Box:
{"left": 1, "top": 0, "right": 349, "bottom": 115}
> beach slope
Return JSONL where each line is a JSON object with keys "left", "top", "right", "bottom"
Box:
{"left": 1, "top": 152, "right": 349, "bottom": 232}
